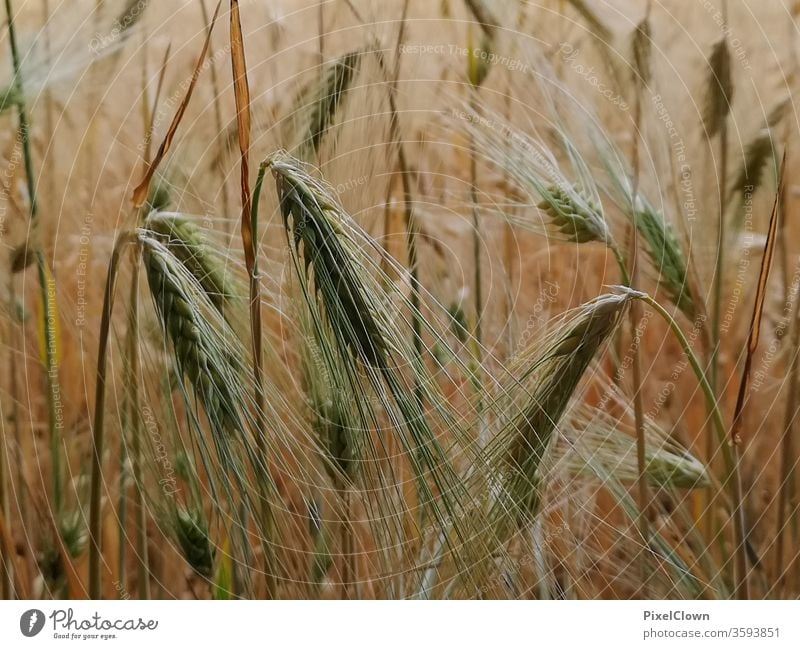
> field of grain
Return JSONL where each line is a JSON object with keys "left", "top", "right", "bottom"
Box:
{"left": 0, "top": 0, "right": 798, "bottom": 600}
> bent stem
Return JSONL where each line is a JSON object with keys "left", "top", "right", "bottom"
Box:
{"left": 89, "top": 232, "right": 139, "bottom": 599}
{"left": 640, "top": 294, "right": 730, "bottom": 468}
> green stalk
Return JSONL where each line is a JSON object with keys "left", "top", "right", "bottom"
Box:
{"left": 385, "top": 0, "right": 423, "bottom": 379}
{"left": 469, "top": 91, "right": 483, "bottom": 348}
{"left": 126, "top": 260, "right": 150, "bottom": 599}
{"left": 250, "top": 162, "right": 277, "bottom": 600}
{"left": 7, "top": 278, "right": 26, "bottom": 578}
{"left": 0, "top": 320, "right": 11, "bottom": 596}
{"left": 628, "top": 13, "right": 651, "bottom": 588}
{"left": 3, "top": 0, "right": 64, "bottom": 522}
{"left": 777, "top": 279, "right": 800, "bottom": 595}
{"left": 89, "top": 233, "right": 139, "bottom": 599}
{"left": 641, "top": 291, "right": 738, "bottom": 572}
{"left": 3, "top": 277, "right": 23, "bottom": 599}
{"left": 641, "top": 294, "right": 730, "bottom": 469}
{"left": 708, "top": 2, "right": 731, "bottom": 548}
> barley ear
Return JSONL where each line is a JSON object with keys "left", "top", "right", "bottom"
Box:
{"left": 298, "top": 49, "right": 364, "bottom": 157}
{"left": 537, "top": 183, "right": 613, "bottom": 245}
{"left": 141, "top": 236, "right": 244, "bottom": 439}
{"left": 731, "top": 130, "right": 777, "bottom": 200}
{"left": 143, "top": 212, "right": 237, "bottom": 318}
{"left": 632, "top": 16, "right": 652, "bottom": 86}
{"left": 173, "top": 506, "right": 215, "bottom": 578}
{"left": 634, "top": 202, "right": 696, "bottom": 319}
{"left": 703, "top": 38, "right": 733, "bottom": 137}
{"left": 492, "top": 293, "right": 634, "bottom": 527}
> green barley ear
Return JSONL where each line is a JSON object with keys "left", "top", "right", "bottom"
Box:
{"left": 268, "top": 152, "right": 492, "bottom": 590}
{"left": 297, "top": 49, "right": 364, "bottom": 157}
{"left": 537, "top": 183, "right": 612, "bottom": 245}
{"left": 467, "top": 28, "right": 492, "bottom": 87}
{"left": 703, "top": 38, "right": 733, "bottom": 137}
{"left": 463, "top": 111, "right": 617, "bottom": 249}
{"left": 634, "top": 201, "right": 696, "bottom": 319}
{"left": 632, "top": 16, "right": 652, "bottom": 86}
{"left": 141, "top": 236, "right": 244, "bottom": 439}
{"left": 491, "top": 292, "right": 635, "bottom": 524}
{"left": 315, "top": 396, "right": 355, "bottom": 480}
{"left": 645, "top": 447, "right": 710, "bottom": 489}
{"left": 143, "top": 213, "right": 236, "bottom": 318}
{"left": 464, "top": 0, "right": 497, "bottom": 87}
{"left": 300, "top": 324, "right": 358, "bottom": 482}
{"left": 112, "top": 0, "right": 151, "bottom": 41}
{"left": 269, "top": 154, "right": 388, "bottom": 368}
{"left": 213, "top": 539, "right": 234, "bottom": 600}
{"left": 447, "top": 302, "right": 470, "bottom": 344}
{"left": 0, "top": 84, "right": 21, "bottom": 114}
{"left": 173, "top": 506, "right": 215, "bottom": 578}
{"left": 145, "top": 175, "right": 172, "bottom": 214}
{"left": 10, "top": 240, "right": 35, "bottom": 273}
{"left": 731, "top": 130, "right": 777, "bottom": 200}
{"left": 593, "top": 138, "right": 696, "bottom": 319}
{"left": 562, "top": 406, "right": 710, "bottom": 489}
{"left": 59, "top": 510, "right": 87, "bottom": 558}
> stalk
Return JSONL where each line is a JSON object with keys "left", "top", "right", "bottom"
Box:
{"left": 640, "top": 291, "right": 739, "bottom": 590}
{"left": 704, "top": 3, "right": 733, "bottom": 551}
{"left": 8, "top": 277, "right": 29, "bottom": 590}
{"left": 727, "top": 158, "right": 783, "bottom": 599}
{"left": 318, "top": 0, "right": 324, "bottom": 70}
{"left": 89, "top": 233, "right": 139, "bottom": 599}
{"left": 639, "top": 294, "right": 731, "bottom": 471}
{"left": 384, "top": 0, "right": 423, "bottom": 375}
{"left": 41, "top": 0, "right": 56, "bottom": 225}
{"left": 378, "top": 3, "right": 425, "bottom": 582}
{"left": 200, "top": 0, "right": 232, "bottom": 224}
{"left": 469, "top": 92, "right": 483, "bottom": 347}
{"left": 3, "top": 0, "right": 64, "bottom": 521}
{"left": 4, "top": 277, "right": 24, "bottom": 599}
{"left": 776, "top": 250, "right": 800, "bottom": 596}
{"left": 126, "top": 259, "right": 150, "bottom": 599}
{"left": 0, "top": 318, "right": 11, "bottom": 597}
{"left": 629, "top": 5, "right": 652, "bottom": 590}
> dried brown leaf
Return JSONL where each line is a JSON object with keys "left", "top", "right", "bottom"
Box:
{"left": 132, "top": 1, "right": 222, "bottom": 207}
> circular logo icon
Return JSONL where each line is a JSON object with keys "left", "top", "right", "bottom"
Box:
{"left": 20, "top": 609, "right": 45, "bottom": 638}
